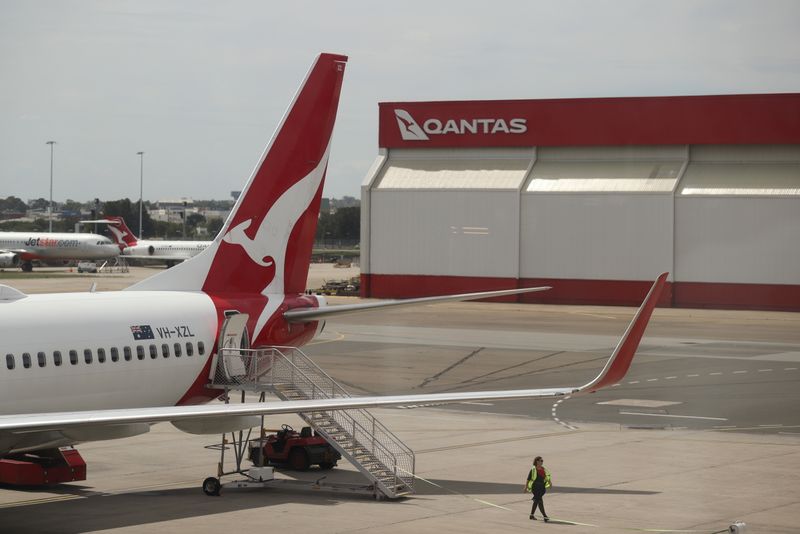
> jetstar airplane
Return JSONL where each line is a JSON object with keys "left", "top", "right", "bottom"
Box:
{"left": 0, "top": 231, "right": 119, "bottom": 272}
{"left": 0, "top": 53, "right": 668, "bottom": 487}
{"left": 101, "top": 216, "right": 211, "bottom": 268}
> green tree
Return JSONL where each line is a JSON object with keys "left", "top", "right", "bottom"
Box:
{"left": 29, "top": 198, "right": 49, "bottom": 210}
{"left": 0, "top": 196, "right": 28, "bottom": 214}
{"left": 333, "top": 206, "right": 360, "bottom": 240}
{"left": 207, "top": 217, "right": 225, "bottom": 238}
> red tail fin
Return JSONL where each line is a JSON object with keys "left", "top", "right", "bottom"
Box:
{"left": 127, "top": 53, "right": 347, "bottom": 300}
{"left": 104, "top": 216, "right": 139, "bottom": 248}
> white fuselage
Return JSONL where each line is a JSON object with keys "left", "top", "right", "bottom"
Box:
{"left": 0, "top": 291, "right": 218, "bottom": 415}
{"left": 122, "top": 240, "right": 210, "bottom": 260}
{"left": 0, "top": 232, "right": 119, "bottom": 261}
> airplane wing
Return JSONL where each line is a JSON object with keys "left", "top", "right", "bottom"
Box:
{"left": 284, "top": 286, "right": 552, "bottom": 322}
{"left": 0, "top": 273, "right": 667, "bottom": 436}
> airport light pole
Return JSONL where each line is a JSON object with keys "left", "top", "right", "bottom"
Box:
{"left": 46, "top": 141, "right": 56, "bottom": 232}
{"left": 137, "top": 151, "right": 144, "bottom": 237}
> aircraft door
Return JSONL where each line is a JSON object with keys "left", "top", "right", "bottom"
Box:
{"left": 218, "top": 312, "right": 250, "bottom": 382}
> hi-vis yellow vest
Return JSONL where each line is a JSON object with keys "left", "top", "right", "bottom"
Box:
{"left": 526, "top": 467, "right": 552, "bottom": 491}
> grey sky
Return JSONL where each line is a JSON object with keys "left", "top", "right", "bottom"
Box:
{"left": 1, "top": 0, "right": 798, "bottom": 203}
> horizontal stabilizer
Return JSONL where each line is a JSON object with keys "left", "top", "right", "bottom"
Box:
{"left": 284, "top": 286, "right": 552, "bottom": 322}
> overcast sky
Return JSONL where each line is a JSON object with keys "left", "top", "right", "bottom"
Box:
{"left": 1, "top": 0, "right": 798, "bottom": 203}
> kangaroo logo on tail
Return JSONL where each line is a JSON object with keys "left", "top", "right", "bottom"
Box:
{"left": 105, "top": 216, "right": 138, "bottom": 250}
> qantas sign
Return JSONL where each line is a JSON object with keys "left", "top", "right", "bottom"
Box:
{"left": 394, "top": 108, "right": 527, "bottom": 141}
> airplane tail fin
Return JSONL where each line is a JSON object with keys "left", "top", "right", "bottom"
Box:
{"left": 127, "top": 53, "right": 347, "bottom": 295}
{"left": 104, "top": 216, "right": 139, "bottom": 249}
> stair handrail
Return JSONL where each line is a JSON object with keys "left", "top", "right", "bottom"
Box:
{"left": 216, "top": 346, "right": 415, "bottom": 491}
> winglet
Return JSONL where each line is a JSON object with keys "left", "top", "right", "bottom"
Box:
{"left": 576, "top": 272, "right": 669, "bottom": 394}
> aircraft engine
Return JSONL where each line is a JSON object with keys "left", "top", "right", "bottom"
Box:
{"left": 0, "top": 252, "right": 20, "bottom": 268}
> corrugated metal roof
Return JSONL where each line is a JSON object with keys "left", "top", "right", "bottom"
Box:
{"left": 375, "top": 159, "right": 530, "bottom": 189}
{"left": 526, "top": 160, "right": 682, "bottom": 192}
{"left": 679, "top": 163, "right": 800, "bottom": 195}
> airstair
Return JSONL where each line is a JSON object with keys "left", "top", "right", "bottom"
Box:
{"left": 208, "top": 344, "right": 415, "bottom": 499}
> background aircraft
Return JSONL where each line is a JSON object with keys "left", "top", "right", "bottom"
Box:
{"left": 98, "top": 216, "right": 211, "bottom": 268}
{"left": 0, "top": 231, "right": 119, "bottom": 272}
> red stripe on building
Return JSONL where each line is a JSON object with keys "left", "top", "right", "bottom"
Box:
{"left": 361, "top": 274, "right": 800, "bottom": 311}
{"left": 379, "top": 93, "right": 800, "bottom": 148}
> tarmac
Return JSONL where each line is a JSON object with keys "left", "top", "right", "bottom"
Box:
{"left": 0, "top": 264, "right": 797, "bottom": 533}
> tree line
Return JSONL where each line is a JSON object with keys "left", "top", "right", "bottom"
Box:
{"left": 0, "top": 196, "right": 360, "bottom": 244}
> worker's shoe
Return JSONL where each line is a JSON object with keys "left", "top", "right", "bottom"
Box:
{"left": 529, "top": 515, "right": 537, "bottom": 520}
{"left": 543, "top": 516, "right": 550, "bottom": 523}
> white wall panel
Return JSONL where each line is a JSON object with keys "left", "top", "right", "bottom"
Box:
{"left": 520, "top": 194, "right": 673, "bottom": 280}
{"left": 369, "top": 191, "right": 519, "bottom": 277}
{"left": 675, "top": 197, "right": 800, "bottom": 284}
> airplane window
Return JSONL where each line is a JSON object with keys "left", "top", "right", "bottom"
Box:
{"left": 69, "top": 350, "right": 78, "bottom": 365}
{"left": 84, "top": 349, "right": 93, "bottom": 364}
{"left": 53, "top": 351, "right": 62, "bottom": 367}
{"left": 174, "top": 343, "right": 182, "bottom": 357}
{"left": 37, "top": 351, "right": 46, "bottom": 368}
{"left": 136, "top": 345, "right": 145, "bottom": 360}
{"left": 5, "top": 354, "right": 14, "bottom": 370}
{"left": 162, "top": 344, "right": 170, "bottom": 358}
{"left": 97, "top": 348, "right": 106, "bottom": 363}
{"left": 22, "top": 353, "right": 31, "bottom": 369}
{"left": 124, "top": 346, "right": 132, "bottom": 361}
{"left": 198, "top": 341, "right": 205, "bottom": 355}
{"left": 186, "top": 342, "right": 194, "bottom": 357}
{"left": 111, "top": 347, "right": 119, "bottom": 362}
{"left": 149, "top": 345, "right": 157, "bottom": 359}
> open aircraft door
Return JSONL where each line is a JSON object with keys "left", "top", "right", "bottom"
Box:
{"left": 216, "top": 312, "right": 250, "bottom": 382}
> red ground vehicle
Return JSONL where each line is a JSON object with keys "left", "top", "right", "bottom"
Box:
{"left": 249, "top": 424, "right": 340, "bottom": 471}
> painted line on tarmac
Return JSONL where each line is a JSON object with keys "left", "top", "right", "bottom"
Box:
{"left": 0, "top": 494, "right": 82, "bottom": 509}
{"left": 397, "top": 466, "right": 512, "bottom": 511}
{"left": 618, "top": 411, "right": 727, "bottom": 421}
{"left": 551, "top": 395, "right": 579, "bottom": 430}
{"left": 711, "top": 424, "right": 800, "bottom": 432}
{"left": 306, "top": 331, "right": 346, "bottom": 346}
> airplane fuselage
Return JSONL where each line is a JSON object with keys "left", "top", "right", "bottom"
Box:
{"left": 0, "top": 289, "right": 322, "bottom": 454}
{"left": 0, "top": 232, "right": 119, "bottom": 262}
{"left": 121, "top": 240, "right": 210, "bottom": 260}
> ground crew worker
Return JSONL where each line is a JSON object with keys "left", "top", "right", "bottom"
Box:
{"left": 523, "top": 456, "right": 551, "bottom": 522}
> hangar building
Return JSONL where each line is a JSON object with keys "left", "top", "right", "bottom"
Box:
{"left": 359, "top": 94, "right": 800, "bottom": 311}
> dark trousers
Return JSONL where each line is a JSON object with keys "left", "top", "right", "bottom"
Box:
{"left": 530, "top": 494, "right": 547, "bottom": 517}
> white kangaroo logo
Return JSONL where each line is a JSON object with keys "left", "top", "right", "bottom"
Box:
{"left": 108, "top": 224, "right": 130, "bottom": 246}
{"left": 222, "top": 143, "right": 331, "bottom": 340}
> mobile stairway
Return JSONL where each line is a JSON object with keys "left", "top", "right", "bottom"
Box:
{"left": 205, "top": 342, "right": 415, "bottom": 499}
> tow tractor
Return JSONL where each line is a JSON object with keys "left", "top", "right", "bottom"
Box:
{"left": 248, "top": 424, "right": 340, "bottom": 471}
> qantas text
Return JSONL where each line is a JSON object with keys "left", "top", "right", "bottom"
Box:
{"left": 422, "top": 118, "right": 527, "bottom": 135}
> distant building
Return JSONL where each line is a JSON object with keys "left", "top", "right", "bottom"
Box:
{"left": 361, "top": 93, "right": 800, "bottom": 311}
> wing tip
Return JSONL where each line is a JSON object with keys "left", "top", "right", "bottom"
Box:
{"left": 579, "top": 272, "right": 669, "bottom": 394}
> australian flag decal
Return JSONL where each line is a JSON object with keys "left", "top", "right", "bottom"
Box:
{"left": 130, "top": 325, "right": 155, "bottom": 340}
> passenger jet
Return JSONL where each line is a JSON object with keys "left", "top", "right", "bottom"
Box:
{"left": 0, "top": 53, "right": 667, "bottom": 485}
{"left": 103, "top": 216, "right": 211, "bottom": 267}
{"left": 0, "top": 231, "right": 119, "bottom": 272}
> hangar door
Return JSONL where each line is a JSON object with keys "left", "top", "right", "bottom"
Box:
{"left": 367, "top": 148, "right": 533, "bottom": 279}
